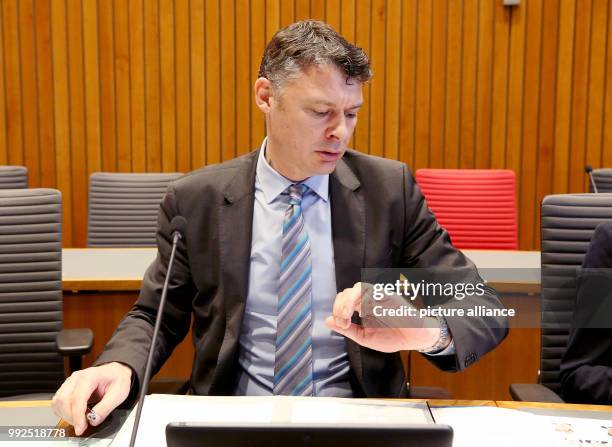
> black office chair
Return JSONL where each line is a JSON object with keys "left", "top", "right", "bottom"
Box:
{"left": 0, "top": 188, "right": 92, "bottom": 400}
{"left": 87, "top": 172, "right": 183, "bottom": 247}
{"left": 591, "top": 168, "right": 612, "bottom": 193}
{"left": 0, "top": 165, "right": 28, "bottom": 189}
{"left": 509, "top": 193, "right": 612, "bottom": 402}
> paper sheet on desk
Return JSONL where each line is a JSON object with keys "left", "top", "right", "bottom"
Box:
{"left": 110, "top": 395, "right": 431, "bottom": 447}
{"left": 431, "top": 406, "right": 612, "bottom": 447}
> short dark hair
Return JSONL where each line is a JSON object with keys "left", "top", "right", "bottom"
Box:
{"left": 258, "top": 20, "right": 371, "bottom": 89}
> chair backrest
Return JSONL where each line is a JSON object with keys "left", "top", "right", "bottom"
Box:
{"left": 415, "top": 169, "right": 518, "bottom": 249}
{"left": 0, "top": 188, "right": 64, "bottom": 397}
{"left": 0, "top": 166, "right": 28, "bottom": 189}
{"left": 539, "top": 193, "right": 612, "bottom": 393}
{"left": 87, "top": 172, "right": 183, "bottom": 247}
{"left": 591, "top": 168, "right": 612, "bottom": 193}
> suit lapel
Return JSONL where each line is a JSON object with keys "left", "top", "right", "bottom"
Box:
{"left": 212, "top": 151, "right": 258, "bottom": 390}
{"left": 330, "top": 158, "right": 367, "bottom": 393}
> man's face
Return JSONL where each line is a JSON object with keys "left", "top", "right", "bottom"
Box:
{"left": 256, "top": 64, "right": 363, "bottom": 181}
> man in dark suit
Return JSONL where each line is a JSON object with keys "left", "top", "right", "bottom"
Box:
{"left": 53, "top": 20, "right": 508, "bottom": 434}
{"left": 560, "top": 221, "right": 612, "bottom": 404}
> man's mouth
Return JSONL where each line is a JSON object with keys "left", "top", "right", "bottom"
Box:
{"left": 316, "top": 150, "right": 342, "bottom": 162}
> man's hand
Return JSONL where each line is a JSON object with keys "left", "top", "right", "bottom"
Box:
{"left": 325, "top": 282, "right": 443, "bottom": 352}
{"left": 52, "top": 362, "right": 132, "bottom": 435}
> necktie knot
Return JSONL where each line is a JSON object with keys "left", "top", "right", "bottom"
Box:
{"left": 287, "top": 184, "right": 308, "bottom": 205}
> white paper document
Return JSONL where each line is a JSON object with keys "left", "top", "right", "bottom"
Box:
{"left": 431, "top": 406, "right": 612, "bottom": 447}
{"left": 109, "top": 395, "right": 431, "bottom": 447}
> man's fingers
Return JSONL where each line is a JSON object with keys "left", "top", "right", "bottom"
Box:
{"left": 90, "top": 380, "right": 130, "bottom": 427}
{"left": 344, "top": 283, "right": 363, "bottom": 317}
{"left": 332, "top": 283, "right": 364, "bottom": 328}
{"left": 332, "top": 290, "right": 350, "bottom": 329}
{"left": 51, "top": 375, "right": 77, "bottom": 423}
{"left": 69, "top": 374, "right": 98, "bottom": 435}
{"left": 325, "top": 316, "right": 364, "bottom": 344}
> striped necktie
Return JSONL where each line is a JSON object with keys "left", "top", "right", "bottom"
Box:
{"left": 274, "top": 183, "right": 314, "bottom": 396}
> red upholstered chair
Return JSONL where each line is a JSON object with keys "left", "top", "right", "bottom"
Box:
{"left": 415, "top": 169, "right": 518, "bottom": 250}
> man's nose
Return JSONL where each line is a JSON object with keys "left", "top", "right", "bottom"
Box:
{"left": 327, "top": 115, "right": 349, "bottom": 141}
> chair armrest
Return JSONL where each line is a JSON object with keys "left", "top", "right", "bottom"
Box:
{"left": 509, "top": 383, "right": 565, "bottom": 403}
{"left": 57, "top": 328, "right": 93, "bottom": 357}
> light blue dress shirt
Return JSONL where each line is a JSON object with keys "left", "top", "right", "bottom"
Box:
{"left": 235, "top": 140, "right": 353, "bottom": 397}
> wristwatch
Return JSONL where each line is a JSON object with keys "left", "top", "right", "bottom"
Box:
{"left": 418, "top": 315, "right": 451, "bottom": 354}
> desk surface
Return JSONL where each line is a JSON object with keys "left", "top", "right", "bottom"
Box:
{"left": 62, "top": 248, "right": 541, "bottom": 292}
{"left": 63, "top": 248, "right": 156, "bottom": 291}
{"left": 2, "top": 398, "right": 610, "bottom": 418}
{"left": 2, "top": 398, "right": 610, "bottom": 446}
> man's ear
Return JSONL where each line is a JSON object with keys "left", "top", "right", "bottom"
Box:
{"left": 254, "top": 77, "right": 274, "bottom": 113}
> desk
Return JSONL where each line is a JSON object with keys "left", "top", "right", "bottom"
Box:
{"left": 60, "top": 248, "right": 543, "bottom": 400}
{"left": 2, "top": 399, "right": 611, "bottom": 444}
{"left": 62, "top": 248, "right": 156, "bottom": 291}
{"left": 61, "top": 248, "right": 542, "bottom": 292}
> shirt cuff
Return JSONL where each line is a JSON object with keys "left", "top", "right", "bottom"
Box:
{"left": 424, "top": 339, "right": 456, "bottom": 356}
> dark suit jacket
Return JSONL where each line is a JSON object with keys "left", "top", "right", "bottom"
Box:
{"left": 96, "top": 149, "right": 508, "bottom": 398}
{"left": 560, "top": 222, "right": 612, "bottom": 404}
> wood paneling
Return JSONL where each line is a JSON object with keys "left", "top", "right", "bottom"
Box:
{"left": 2, "top": 0, "right": 611, "bottom": 248}
{"left": 63, "top": 291, "right": 193, "bottom": 379}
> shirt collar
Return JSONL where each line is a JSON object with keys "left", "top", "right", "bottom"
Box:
{"left": 256, "top": 138, "right": 329, "bottom": 204}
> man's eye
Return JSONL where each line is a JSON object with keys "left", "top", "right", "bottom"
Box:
{"left": 313, "top": 110, "right": 329, "bottom": 117}
{"left": 346, "top": 112, "right": 357, "bottom": 119}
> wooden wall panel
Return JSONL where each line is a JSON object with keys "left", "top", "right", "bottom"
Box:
{"left": 553, "top": 0, "right": 575, "bottom": 194}
{"left": 353, "top": 0, "right": 370, "bottom": 154}
{"left": 18, "top": 0, "right": 39, "bottom": 186}
{"left": 190, "top": 0, "right": 206, "bottom": 166}
{"left": 586, "top": 0, "right": 608, "bottom": 180}
{"left": 490, "top": 2, "right": 510, "bottom": 170}
{"left": 444, "top": 0, "right": 461, "bottom": 169}
{"left": 398, "top": 0, "right": 416, "bottom": 167}
{"left": 535, "top": 0, "right": 559, "bottom": 249}
{"left": 459, "top": 0, "right": 478, "bottom": 170}
{"left": 0, "top": 2, "right": 8, "bottom": 164}
{"left": 2, "top": 0, "right": 612, "bottom": 248}
{"left": 383, "top": 0, "right": 400, "bottom": 161}
{"left": 221, "top": 0, "right": 236, "bottom": 162}
{"left": 3, "top": 0, "right": 24, "bottom": 166}
{"left": 568, "top": 0, "right": 592, "bottom": 194}
{"left": 474, "top": 0, "right": 494, "bottom": 170}
{"left": 160, "top": 0, "right": 176, "bottom": 171}
{"left": 115, "top": 0, "right": 132, "bottom": 172}
{"left": 369, "top": 0, "right": 386, "bottom": 159}
{"left": 429, "top": 0, "right": 446, "bottom": 169}
{"left": 176, "top": 0, "right": 191, "bottom": 171}
{"left": 520, "top": 0, "right": 543, "bottom": 250}
{"left": 414, "top": 0, "right": 431, "bottom": 169}
{"left": 0, "top": 2, "right": 6, "bottom": 165}
{"left": 35, "top": 0, "right": 57, "bottom": 186}
{"left": 250, "top": 0, "right": 266, "bottom": 147}
{"left": 66, "top": 0, "right": 87, "bottom": 245}
{"left": 605, "top": 0, "right": 612, "bottom": 168}
{"left": 50, "top": 0, "right": 72, "bottom": 246}
{"left": 129, "top": 0, "right": 146, "bottom": 173}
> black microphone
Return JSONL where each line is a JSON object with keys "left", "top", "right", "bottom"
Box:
{"left": 585, "top": 165, "right": 599, "bottom": 193}
{"left": 128, "top": 216, "right": 187, "bottom": 447}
